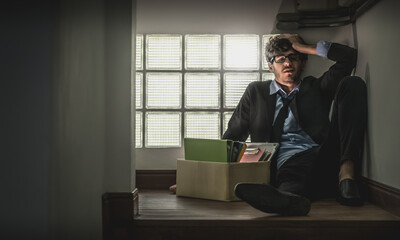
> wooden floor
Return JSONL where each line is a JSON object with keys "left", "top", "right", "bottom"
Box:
{"left": 133, "top": 189, "right": 400, "bottom": 240}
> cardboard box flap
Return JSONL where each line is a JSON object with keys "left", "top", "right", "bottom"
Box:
{"left": 177, "top": 159, "right": 230, "bottom": 200}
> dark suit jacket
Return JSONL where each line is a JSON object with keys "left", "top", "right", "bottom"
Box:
{"left": 222, "top": 43, "right": 357, "bottom": 145}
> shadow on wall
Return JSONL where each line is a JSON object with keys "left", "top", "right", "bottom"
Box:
{"left": 363, "top": 62, "right": 372, "bottom": 178}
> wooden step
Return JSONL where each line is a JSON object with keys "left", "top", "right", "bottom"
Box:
{"left": 132, "top": 189, "right": 400, "bottom": 240}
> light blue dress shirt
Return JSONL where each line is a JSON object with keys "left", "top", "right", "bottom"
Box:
{"left": 270, "top": 40, "right": 332, "bottom": 169}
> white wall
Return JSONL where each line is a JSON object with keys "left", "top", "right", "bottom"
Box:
{"left": 137, "top": 0, "right": 281, "bottom": 34}
{"left": 355, "top": 0, "right": 400, "bottom": 189}
{"left": 1, "top": 2, "right": 51, "bottom": 239}
{"left": 49, "top": 1, "right": 135, "bottom": 239}
{"left": 135, "top": 0, "right": 354, "bottom": 170}
{"left": 1, "top": 0, "right": 135, "bottom": 239}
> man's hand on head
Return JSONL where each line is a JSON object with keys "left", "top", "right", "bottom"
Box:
{"left": 279, "top": 33, "right": 317, "bottom": 56}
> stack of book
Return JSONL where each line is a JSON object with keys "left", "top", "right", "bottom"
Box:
{"left": 184, "top": 138, "right": 278, "bottom": 163}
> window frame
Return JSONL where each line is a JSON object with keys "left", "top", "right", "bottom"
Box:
{"left": 135, "top": 34, "right": 275, "bottom": 149}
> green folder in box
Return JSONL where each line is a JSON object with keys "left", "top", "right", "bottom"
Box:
{"left": 184, "top": 138, "right": 234, "bottom": 163}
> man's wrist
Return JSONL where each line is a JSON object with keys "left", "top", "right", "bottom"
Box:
{"left": 316, "top": 40, "right": 332, "bottom": 58}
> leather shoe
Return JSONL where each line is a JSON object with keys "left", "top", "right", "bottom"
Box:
{"left": 234, "top": 183, "right": 311, "bottom": 216}
{"left": 337, "top": 178, "right": 363, "bottom": 206}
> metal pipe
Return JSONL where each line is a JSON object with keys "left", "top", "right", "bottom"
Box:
{"left": 276, "top": 0, "right": 380, "bottom": 30}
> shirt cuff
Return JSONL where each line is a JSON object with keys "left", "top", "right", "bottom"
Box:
{"left": 316, "top": 40, "right": 332, "bottom": 58}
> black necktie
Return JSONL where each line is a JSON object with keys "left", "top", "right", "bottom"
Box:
{"left": 272, "top": 94, "right": 294, "bottom": 142}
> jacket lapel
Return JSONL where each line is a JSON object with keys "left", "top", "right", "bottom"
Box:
{"left": 265, "top": 81, "right": 276, "bottom": 142}
{"left": 293, "top": 78, "right": 310, "bottom": 126}
{"left": 290, "top": 96, "right": 300, "bottom": 124}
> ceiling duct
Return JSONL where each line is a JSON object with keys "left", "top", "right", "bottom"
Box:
{"left": 276, "top": 0, "right": 380, "bottom": 30}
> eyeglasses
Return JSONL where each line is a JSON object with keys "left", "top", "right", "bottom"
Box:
{"left": 270, "top": 54, "right": 301, "bottom": 63}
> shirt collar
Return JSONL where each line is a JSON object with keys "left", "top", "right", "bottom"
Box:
{"left": 270, "top": 80, "right": 301, "bottom": 98}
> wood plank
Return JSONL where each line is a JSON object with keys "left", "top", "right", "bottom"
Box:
{"left": 135, "top": 170, "right": 400, "bottom": 218}
{"left": 136, "top": 189, "right": 399, "bottom": 221}
{"left": 132, "top": 190, "right": 400, "bottom": 240}
{"left": 102, "top": 191, "right": 137, "bottom": 240}
{"left": 361, "top": 176, "right": 400, "bottom": 216}
{"left": 136, "top": 170, "right": 176, "bottom": 189}
{"left": 132, "top": 224, "right": 399, "bottom": 240}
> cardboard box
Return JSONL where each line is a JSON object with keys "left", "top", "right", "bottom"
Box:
{"left": 176, "top": 159, "right": 270, "bottom": 201}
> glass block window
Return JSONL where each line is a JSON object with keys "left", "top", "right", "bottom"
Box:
{"left": 263, "top": 72, "right": 275, "bottom": 81}
{"left": 185, "top": 35, "right": 221, "bottom": 70}
{"left": 136, "top": 34, "right": 143, "bottom": 70}
{"left": 145, "top": 112, "right": 181, "bottom": 148}
{"left": 136, "top": 112, "right": 142, "bottom": 148}
{"left": 136, "top": 72, "right": 143, "bottom": 109}
{"left": 224, "top": 73, "right": 259, "bottom": 108}
{"left": 262, "top": 34, "right": 277, "bottom": 70}
{"left": 135, "top": 34, "right": 274, "bottom": 148}
{"left": 185, "top": 112, "right": 220, "bottom": 139}
{"left": 185, "top": 73, "right": 220, "bottom": 109}
{"left": 224, "top": 35, "right": 259, "bottom": 70}
{"left": 146, "top": 34, "right": 182, "bottom": 70}
{"left": 146, "top": 73, "right": 182, "bottom": 109}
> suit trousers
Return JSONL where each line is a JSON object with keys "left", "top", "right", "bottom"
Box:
{"left": 274, "top": 76, "right": 368, "bottom": 199}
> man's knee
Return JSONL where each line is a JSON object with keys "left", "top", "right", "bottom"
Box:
{"left": 340, "top": 76, "right": 367, "bottom": 93}
{"left": 334, "top": 76, "right": 368, "bottom": 112}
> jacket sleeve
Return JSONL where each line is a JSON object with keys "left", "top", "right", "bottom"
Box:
{"left": 222, "top": 84, "right": 252, "bottom": 141}
{"left": 319, "top": 43, "right": 358, "bottom": 100}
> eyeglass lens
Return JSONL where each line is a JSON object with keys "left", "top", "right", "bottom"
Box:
{"left": 274, "top": 54, "right": 300, "bottom": 63}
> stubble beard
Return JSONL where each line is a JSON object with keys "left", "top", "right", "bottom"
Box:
{"left": 275, "top": 72, "right": 300, "bottom": 87}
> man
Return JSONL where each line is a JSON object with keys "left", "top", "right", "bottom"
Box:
{"left": 223, "top": 34, "right": 367, "bottom": 216}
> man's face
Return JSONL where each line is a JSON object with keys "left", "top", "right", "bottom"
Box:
{"left": 268, "top": 49, "right": 305, "bottom": 87}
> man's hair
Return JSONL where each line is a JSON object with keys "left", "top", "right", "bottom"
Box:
{"left": 265, "top": 35, "right": 308, "bottom": 62}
